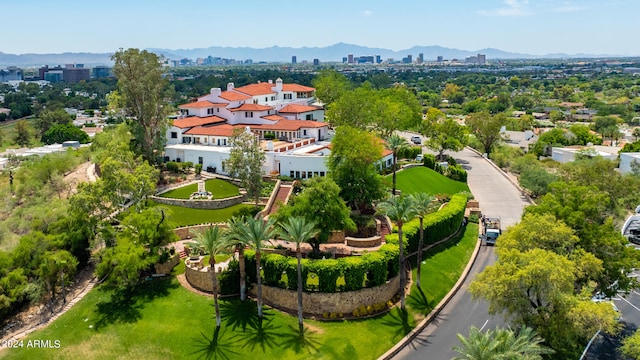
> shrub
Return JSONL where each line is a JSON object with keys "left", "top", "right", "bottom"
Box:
{"left": 447, "top": 156, "right": 457, "bottom": 166}
{"left": 446, "top": 164, "right": 467, "bottom": 182}
{"left": 398, "top": 146, "right": 421, "bottom": 160}
{"left": 261, "top": 253, "right": 287, "bottom": 286}
{"left": 385, "top": 193, "right": 467, "bottom": 253}
{"left": 232, "top": 206, "right": 260, "bottom": 219}
{"left": 423, "top": 153, "right": 436, "bottom": 169}
{"left": 264, "top": 132, "right": 276, "bottom": 140}
{"left": 165, "top": 161, "right": 180, "bottom": 173}
{"left": 219, "top": 259, "right": 240, "bottom": 295}
{"left": 379, "top": 244, "right": 400, "bottom": 278}
{"left": 244, "top": 249, "right": 257, "bottom": 284}
{"left": 362, "top": 251, "right": 388, "bottom": 287}
{"left": 307, "top": 259, "right": 341, "bottom": 292}
{"left": 340, "top": 256, "right": 367, "bottom": 291}
{"left": 284, "top": 257, "right": 308, "bottom": 290}
{"left": 194, "top": 163, "right": 202, "bottom": 176}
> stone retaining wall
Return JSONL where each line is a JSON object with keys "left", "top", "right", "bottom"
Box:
{"left": 151, "top": 194, "right": 245, "bottom": 210}
{"left": 154, "top": 254, "right": 181, "bottom": 274}
{"left": 185, "top": 262, "right": 220, "bottom": 292}
{"left": 346, "top": 235, "right": 382, "bottom": 248}
{"left": 174, "top": 223, "right": 228, "bottom": 239}
{"left": 252, "top": 275, "right": 400, "bottom": 316}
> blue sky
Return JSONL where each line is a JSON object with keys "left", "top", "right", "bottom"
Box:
{"left": 2, "top": 0, "right": 638, "bottom": 56}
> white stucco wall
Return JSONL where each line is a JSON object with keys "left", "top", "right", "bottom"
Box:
{"left": 620, "top": 153, "right": 640, "bottom": 174}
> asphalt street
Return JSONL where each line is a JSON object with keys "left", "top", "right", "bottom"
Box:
{"left": 391, "top": 144, "right": 531, "bottom": 360}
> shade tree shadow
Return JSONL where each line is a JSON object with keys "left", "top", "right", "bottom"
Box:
{"left": 278, "top": 324, "right": 321, "bottom": 354}
{"left": 218, "top": 299, "right": 260, "bottom": 332}
{"left": 191, "top": 326, "right": 242, "bottom": 360}
{"left": 94, "top": 277, "right": 179, "bottom": 329}
{"left": 380, "top": 307, "right": 413, "bottom": 339}
{"left": 235, "top": 315, "right": 281, "bottom": 353}
{"left": 407, "top": 287, "right": 435, "bottom": 315}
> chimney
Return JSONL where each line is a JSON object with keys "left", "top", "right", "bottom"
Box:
{"left": 210, "top": 88, "right": 221, "bottom": 97}
{"left": 275, "top": 78, "right": 283, "bottom": 92}
{"left": 227, "top": 82, "right": 234, "bottom": 91}
{"left": 268, "top": 79, "right": 273, "bottom": 84}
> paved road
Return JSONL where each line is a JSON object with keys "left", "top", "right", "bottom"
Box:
{"left": 392, "top": 147, "right": 531, "bottom": 360}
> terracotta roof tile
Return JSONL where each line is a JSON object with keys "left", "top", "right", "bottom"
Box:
{"left": 263, "top": 114, "right": 288, "bottom": 121}
{"left": 185, "top": 124, "right": 235, "bottom": 137}
{"left": 234, "top": 83, "right": 276, "bottom": 96}
{"left": 220, "top": 91, "right": 252, "bottom": 101}
{"left": 172, "top": 116, "right": 226, "bottom": 129}
{"left": 282, "top": 84, "right": 315, "bottom": 92}
{"left": 248, "top": 119, "right": 328, "bottom": 132}
{"left": 178, "top": 100, "right": 215, "bottom": 109}
{"left": 229, "top": 103, "right": 273, "bottom": 112}
{"left": 279, "top": 104, "right": 321, "bottom": 113}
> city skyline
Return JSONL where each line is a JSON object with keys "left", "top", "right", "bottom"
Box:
{"left": 2, "top": 0, "right": 638, "bottom": 56}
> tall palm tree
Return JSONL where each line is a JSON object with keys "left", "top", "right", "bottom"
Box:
{"left": 278, "top": 217, "right": 319, "bottom": 334}
{"left": 377, "top": 194, "right": 415, "bottom": 310}
{"left": 453, "top": 326, "right": 553, "bottom": 360}
{"left": 228, "top": 216, "right": 277, "bottom": 319}
{"left": 385, "top": 134, "right": 410, "bottom": 196}
{"left": 409, "top": 192, "right": 437, "bottom": 289}
{"left": 226, "top": 216, "right": 249, "bottom": 301}
{"left": 191, "top": 225, "right": 230, "bottom": 329}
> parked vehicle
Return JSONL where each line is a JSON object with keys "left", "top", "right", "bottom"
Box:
{"left": 415, "top": 153, "right": 423, "bottom": 162}
{"left": 411, "top": 135, "right": 422, "bottom": 144}
{"left": 481, "top": 216, "right": 501, "bottom": 245}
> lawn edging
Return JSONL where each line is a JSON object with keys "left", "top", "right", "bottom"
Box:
{"left": 377, "top": 228, "right": 482, "bottom": 360}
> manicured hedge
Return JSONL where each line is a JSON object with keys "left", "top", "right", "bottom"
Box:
{"left": 261, "top": 253, "right": 287, "bottom": 286}
{"left": 385, "top": 192, "right": 468, "bottom": 253}
{"left": 379, "top": 243, "right": 400, "bottom": 278}
{"left": 219, "top": 259, "right": 240, "bottom": 295}
{"left": 362, "top": 252, "right": 388, "bottom": 287}
{"left": 284, "top": 257, "right": 309, "bottom": 290}
{"left": 341, "top": 257, "right": 367, "bottom": 291}
{"left": 307, "top": 259, "right": 341, "bottom": 292}
{"left": 244, "top": 249, "right": 257, "bottom": 284}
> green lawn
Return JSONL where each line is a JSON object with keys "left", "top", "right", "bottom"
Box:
{"left": 0, "top": 224, "right": 478, "bottom": 360}
{"left": 152, "top": 202, "right": 255, "bottom": 227}
{"left": 392, "top": 166, "right": 470, "bottom": 195}
{"left": 0, "top": 118, "right": 41, "bottom": 152}
{"left": 159, "top": 179, "right": 240, "bottom": 199}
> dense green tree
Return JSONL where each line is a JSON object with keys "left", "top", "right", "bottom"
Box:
{"left": 442, "top": 83, "right": 465, "bottom": 105}
{"left": 466, "top": 111, "right": 506, "bottom": 157}
{"left": 410, "top": 192, "right": 437, "bottom": 288}
{"left": 41, "top": 124, "right": 90, "bottom": 145}
{"left": 191, "top": 225, "right": 229, "bottom": 328}
{"left": 622, "top": 330, "right": 640, "bottom": 360}
{"left": 518, "top": 165, "right": 557, "bottom": 198}
{"left": 35, "top": 109, "right": 73, "bottom": 137}
{"left": 14, "top": 119, "right": 32, "bottom": 147}
{"left": 112, "top": 48, "right": 173, "bottom": 163}
{"left": 568, "top": 124, "right": 601, "bottom": 146}
{"left": 226, "top": 128, "right": 264, "bottom": 206}
{"left": 278, "top": 217, "right": 319, "bottom": 333}
{"left": 377, "top": 195, "right": 415, "bottom": 310}
{"left": 311, "top": 69, "right": 351, "bottom": 106}
{"left": 327, "top": 126, "right": 386, "bottom": 212}
{"left": 274, "top": 177, "right": 355, "bottom": 254}
{"left": 326, "top": 84, "right": 375, "bottom": 129}
{"left": 424, "top": 117, "right": 468, "bottom": 160}
{"left": 453, "top": 326, "right": 554, "bottom": 360}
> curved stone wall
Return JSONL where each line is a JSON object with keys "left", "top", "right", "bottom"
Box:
{"left": 250, "top": 275, "right": 400, "bottom": 316}
{"left": 151, "top": 194, "right": 245, "bottom": 210}
{"left": 345, "top": 235, "right": 382, "bottom": 248}
{"left": 185, "top": 262, "right": 217, "bottom": 292}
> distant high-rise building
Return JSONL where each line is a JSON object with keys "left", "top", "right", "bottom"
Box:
{"left": 437, "top": 55, "right": 443, "bottom": 62}
{"left": 342, "top": 57, "right": 348, "bottom": 63}
{"left": 292, "top": 56, "right": 297, "bottom": 64}
{"left": 91, "top": 66, "right": 112, "bottom": 79}
{"left": 44, "top": 70, "right": 63, "bottom": 83}
{"left": 402, "top": 55, "right": 412, "bottom": 64}
{"left": 62, "top": 65, "right": 90, "bottom": 83}
{"left": 417, "top": 53, "right": 424, "bottom": 64}
{"left": 375, "top": 55, "right": 381, "bottom": 64}
{"left": 313, "top": 58, "right": 320, "bottom": 66}
{"left": 348, "top": 54, "right": 354, "bottom": 64}
{"left": 0, "top": 66, "right": 23, "bottom": 82}
{"left": 477, "top": 53, "right": 486, "bottom": 65}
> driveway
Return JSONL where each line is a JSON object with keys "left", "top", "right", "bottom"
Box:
{"left": 391, "top": 147, "right": 531, "bottom": 360}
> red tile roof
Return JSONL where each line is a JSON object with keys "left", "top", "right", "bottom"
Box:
{"left": 234, "top": 83, "right": 276, "bottom": 96}
{"left": 262, "top": 114, "right": 288, "bottom": 121}
{"left": 278, "top": 104, "right": 321, "bottom": 113}
{"left": 249, "top": 119, "right": 328, "bottom": 132}
{"left": 282, "top": 84, "right": 315, "bottom": 92}
{"left": 229, "top": 103, "right": 274, "bottom": 112}
{"left": 172, "top": 116, "right": 226, "bottom": 129}
{"left": 185, "top": 124, "right": 236, "bottom": 137}
{"left": 178, "top": 100, "right": 216, "bottom": 109}
{"left": 220, "top": 91, "right": 251, "bottom": 101}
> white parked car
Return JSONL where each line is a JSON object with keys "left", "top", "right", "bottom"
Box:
{"left": 415, "top": 154, "right": 424, "bottom": 162}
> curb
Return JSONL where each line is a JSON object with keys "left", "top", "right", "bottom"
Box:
{"left": 377, "top": 228, "right": 482, "bottom": 360}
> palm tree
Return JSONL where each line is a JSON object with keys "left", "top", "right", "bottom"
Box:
{"left": 410, "top": 192, "right": 437, "bottom": 289}
{"left": 377, "top": 194, "right": 415, "bottom": 310}
{"left": 385, "top": 134, "right": 410, "bottom": 196}
{"left": 228, "top": 216, "right": 277, "bottom": 319}
{"left": 278, "top": 217, "right": 319, "bottom": 334}
{"left": 191, "top": 225, "right": 230, "bottom": 328}
{"left": 453, "top": 326, "right": 553, "bottom": 360}
{"left": 226, "top": 216, "right": 249, "bottom": 301}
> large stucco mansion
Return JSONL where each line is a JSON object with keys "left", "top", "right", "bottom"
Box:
{"left": 164, "top": 78, "right": 392, "bottom": 178}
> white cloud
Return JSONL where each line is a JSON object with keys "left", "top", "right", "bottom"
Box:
{"left": 363, "top": 10, "right": 373, "bottom": 16}
{"left": 552, "top": 2, "right": 589, "bottom": 13}
{"left": 478, "top": 0, "right": 531, "bottom": 16}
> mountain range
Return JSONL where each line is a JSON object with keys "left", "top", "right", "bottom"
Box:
{"left": 0, "top": 43, "right": 625, "bottom": 67}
